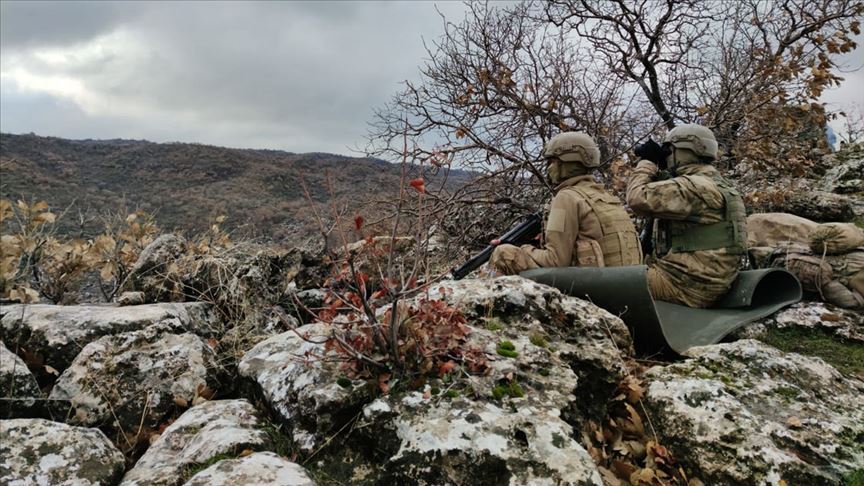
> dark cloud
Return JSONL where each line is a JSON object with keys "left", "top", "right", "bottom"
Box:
{"left": 1, "top": 2, "right": 860, "bottom": 152}
{"left": 0, "top": 1, "right": 466, "bottom": 154}
{"left": 0, "top": 1, "right": 143, "bottom": 49}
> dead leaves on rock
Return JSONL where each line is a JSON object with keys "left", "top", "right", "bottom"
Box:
{"left": 584, "top": 373, "right": 702, "bottom": 486}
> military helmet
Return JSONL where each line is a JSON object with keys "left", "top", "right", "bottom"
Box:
{"left": 663, "top": 124, "right": 718, "bottom": 160}
{"left": 543, "top": 132, "right": 601, "bottom": 167}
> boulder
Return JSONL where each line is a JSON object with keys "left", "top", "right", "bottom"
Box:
{"left": 643, "top": 340, "right": 864, "bottom": 485}
{"left": 121, "top": 399, "right": 272, "bottom": 486}
{"left": 126, "top": 233, "right": 188, "bottom": 302}
{"left": 243, "top": 276, "right": 631, "bottom": 483}
{"left": 0, "top": 340, "right": 42, "bottom": 418}
{"left": 763, "top": 190, "right": 856, "bottom": 222}
{"left": 48, "top": 322, "right": 226, "bottom": 434}
{"left": 0, "top": 418, "right": 125, "bottom": 485}
{"left": 735, "top": 301, "right": 864, "bottom": 344}
{"left": 183, "top": 452, "right": 315, "bottom": 486}
{"left": 428, "top": 276, "right": 633, "bottom": 420}
{"left": 819, "top": 154, "right": 863, "bottom": 195}
{"left": 238, "top": 322, "right": 371, "bottom": 452}
{"left": 0, "top": 302, "right": 220, "bottom": 374}
{"left": 118, "top": 291, "right": 146, "bottom": 306}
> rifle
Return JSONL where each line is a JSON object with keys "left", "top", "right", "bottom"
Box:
{"left": 633, "top": 138, "right": 672, "bottom": 256}
{"left": 451, "top": 213, "right": 543, "bottom": 280}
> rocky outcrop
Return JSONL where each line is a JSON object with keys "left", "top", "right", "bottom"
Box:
{"left": 238, "top": 322, "right": 371, "bottom": 452}
{"left": 0, "top": 418, "right": 125, "bottom": 485}
{"left": 48, "top": 322, "right": 226, "bottom": 433}
{"left": 242, "top": 276, "right": 631, "bottom": 483}
{"left": 126, "top": 234, "right": 188, "bottom": 302}
{"left": 819, "top": 152, "right": 863, "bottom": 195}
{"left": 0, "top": 340, "right": 42, "bottom": 418}
{"left": 182, "top": 452, "right": 316, "bottom": 486}
{"left": 643, "top": 340, "right": 864, "bottom": 485}
{"left": 763, "top": 190, "right": 856, "bottom": 222}
{"left": 0, "top": 302, "right": 220, "bottom": 374}
{"left": 121, "top": 399, "right": 272, "bottom": 486}
{"left": 735, "top": 302, "right": 864, "bottom": 343}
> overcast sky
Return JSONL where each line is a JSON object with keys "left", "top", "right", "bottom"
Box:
{"left": 0, "top": 1, "right": 469, "bottom": 155}
{"left": 1, "top": 1, "right": 861, "bottom": 155}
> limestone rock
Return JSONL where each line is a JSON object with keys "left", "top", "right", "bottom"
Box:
{"left": 762, "top": 189, "right": 856, "bottom": 222}
{"left": 127, "top": 233, "right": 188, "bottom": 302}
{"left": 48, "top": 322, "right": 226, "bottom": 433}
{"left": 643, "top": 340, "right": 864, "bottom": 484}
{"left": 429, "top": 276, "right": 633, "bottom": 419}
{"left": 819, "top": 154, "right": 863, "bottom": 195}
{"left": 117, "top": 291, "right": 146, "bottom": 306}
{"left": 735, "top": 301, "right": 864, "bottom": 343}
{"left": 250, "top": 277, "right": 630, "bottom": 483}
{"left": 183, "top": 452, "right": 315, "bottom": 486}
{"left": 0, "top": 340, "right": 42, "bottom": 418}
{"left": 0, "top": 302, "right": 220, "bottom": 374}
{"left": 0, "top": 418, "right": 125, "bottom": 485}
{"left": 238, "top": 322, "right": 371, "bottom": 452}
{"left": 121, "top": 399, "right": 272, "bottom": 486}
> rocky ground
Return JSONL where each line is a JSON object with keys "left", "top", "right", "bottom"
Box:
{"left": 2, "top": 275, "right": 863, "bottom": 485}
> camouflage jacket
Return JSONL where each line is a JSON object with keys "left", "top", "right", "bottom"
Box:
{"left": 626, "top": 161, "right": 743, "bottom": 307}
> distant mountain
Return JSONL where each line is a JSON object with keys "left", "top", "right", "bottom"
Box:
{"left": 0, "top": 133, "right": 472, "bottom": 241}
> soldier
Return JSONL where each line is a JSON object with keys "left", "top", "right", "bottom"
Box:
{"left": 627, "top": 124, "right": 747, "bottom": 308}
{"left": 490, "top": 132, "right": 642, "bottom": 274}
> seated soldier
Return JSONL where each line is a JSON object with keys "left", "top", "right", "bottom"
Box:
{"left": 627, "top": 124, "right": 747, "bottom": 308}
{"left": 490, "top": 132, "right": 642, "bottom": 274}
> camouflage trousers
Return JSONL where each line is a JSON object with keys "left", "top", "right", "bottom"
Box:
{"left": 646, "top": 265, "right": 727, "bottom": 309}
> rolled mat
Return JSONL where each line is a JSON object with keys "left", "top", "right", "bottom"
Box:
{"left": 521, "top": 266, "right": 802, "bottom": 355}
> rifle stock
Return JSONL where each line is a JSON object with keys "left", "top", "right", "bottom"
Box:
{"left": 451, "top": 213, "right": 542, "bottom": 280}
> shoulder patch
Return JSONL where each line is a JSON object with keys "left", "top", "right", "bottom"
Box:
{"left": 547, "top": 207, "right": 566, "bottom": 233}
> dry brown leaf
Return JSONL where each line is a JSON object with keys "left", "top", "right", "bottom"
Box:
{"left": 630, "top": 467, "right": 657, "bottom": 486}
{"left": 787, "top": 416, "right": 803, "bottom": 428}
{"left": 611, "top": 459, "right": 638, "bottom": 480}
{"left": 44, "top": 365, "right": 59, "bottom": 376}
{"left": 626, "top": 440, "right": 647, "bottom": 459}
{"left": 173, "top": 396, "right": 189, "bottom": 408}
{"left": 598, "top": 466, "right": 623, "bottom": 486}
{"left": 239, "top": 448, "right": 254, "bottom": 457}
{"left": 196, "top": 383, "right": 215, "bottom": 400}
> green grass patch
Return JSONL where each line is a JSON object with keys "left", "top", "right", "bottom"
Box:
{"left": 182, "top": 453, "right": 235, "bottom": 480}
{"left": 492, "top": 381, "right": 525, "bottom": 400}
{"left": 759, "top": 327, "right": 864, "bottom": 378}
{"left": 844, "top": 468, "right": 864, "bottom": 486}
{"left": 484, "top": 317, "right": 504, "bottom": 331}
{"left": 496, "top": 341, "right": 518, "bottom": 358}
{"left": 529, "top": 333, "right": 549, "bottom": 348}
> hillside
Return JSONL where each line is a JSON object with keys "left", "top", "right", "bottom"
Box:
{"left": 0, "top": 133, "right": 471, "bottom": 240}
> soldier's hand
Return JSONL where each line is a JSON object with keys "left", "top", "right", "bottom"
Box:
{"left": 490, "top": 239, "right": 502, "bottom": 246}
{"left": 634, "top": 139, "right": 666, "bottom": 166}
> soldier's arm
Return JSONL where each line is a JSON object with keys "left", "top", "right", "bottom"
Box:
{"left": 626, "top": 161, "right": 723, "bottom": 221}
{"left": 520, "top": 191, "right": 579, "bottom": 267}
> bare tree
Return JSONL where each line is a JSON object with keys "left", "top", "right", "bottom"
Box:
{"left": 366, "top": 0, "right": 862, "bottom": 258}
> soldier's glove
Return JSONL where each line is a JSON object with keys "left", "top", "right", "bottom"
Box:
{"left": 634, "top": 139, "right": 668, "bottom": 168}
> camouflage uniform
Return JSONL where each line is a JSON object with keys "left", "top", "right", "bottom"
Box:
{"left": 627, "top": 160, "right": 747, "bottom": 308}
{"left": 490, "top": 131, "right": 642, "bottom": 275}
{"left": 491, "top": 175, "right": 642, "bottom": 274}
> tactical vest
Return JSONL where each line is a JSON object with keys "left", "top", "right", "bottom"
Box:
{"left": 565, "top": 185, "right": 643, "bottom": 267}
{"left": 655, "top": 175, "right": 747, "bottom": 256}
